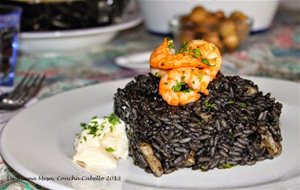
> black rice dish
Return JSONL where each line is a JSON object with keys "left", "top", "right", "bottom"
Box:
{"left": 114, "top": 73, "right": 283, "bottom": 177}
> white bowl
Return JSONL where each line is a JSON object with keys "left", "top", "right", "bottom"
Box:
{"left": 138, "top": 0, "right": 280, "bottom": 33}
{"left": 19, "top": 13, "right": 142, "bottom": 54}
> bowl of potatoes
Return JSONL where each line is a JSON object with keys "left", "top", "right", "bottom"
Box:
{"left": 170, "top": 6, "right": 253, "bottom": 53}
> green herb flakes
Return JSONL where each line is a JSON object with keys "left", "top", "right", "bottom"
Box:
{"left": 198, "top": 75, "right": 203, "bottom": 82}
{"left": 183, "top": 88, "right": 192, "bottom": 93}
{"left": 172, "top": 81, "right": 185, "bottom": 92}
{"left": 198, "top": 120, "right": 204, "bottom": 125}
{"left": 241, "top": 115, "right": 249, "bottom": 121}
{"left": 106, "top": 113, "right": 121, "bottom": 126}
{"left": 227, "top": 100, "right": 235, "bottom": 104}
{"left": 88, "top": 126, "right": 98, "bottom": 137}
{"left": 110, "top": 126, "right": 114, "bottom": 132}
{"left": 204, "top": 100, "right": 216, "bottom": 110}
{"left": 239, "top": 103, "right": 247, "bottom": 108}
{"left": 105, "top": 147, "right": 115, "bottom": 152}
{"left": 223, "top": 163, "right": 234, "bottom": 169}
{"left": 168, "top": 41, "right": 174, "bottom": 49}
{"left": 193, "top": 48, "right": 201, "bottom": 58}
{"left": 176, "top": 42, "right": 188, "bottom": 54}
{"left": 80, "top": 123, "right": 87, "bottom": 129}
{"left": 201, "top": 58, "right": 214, "bottom": 66}
{"left": 199, "top": 166, "right": 208, "bottom": 172}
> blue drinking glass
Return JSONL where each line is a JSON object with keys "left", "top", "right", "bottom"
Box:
{"left": 0, "top": 5, "right": 22, "bottom": 87}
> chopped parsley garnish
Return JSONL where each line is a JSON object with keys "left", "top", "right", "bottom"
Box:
{"left": 198, "top": 75, "right": 203, "bottom": 82}
{"left": 79, "top": 113, "right": 121, "bottom": 140}
{"left": 172, "top": 81, "right": 192, "bottom": 93}
{"left": 193, "top": 48, "right": 202, "bottom": 58}
{"left": 105, "top": 147, "right": 115, "bottom": 152}
{"left": 227, "top": 100, "right": 235, "bottom": 104}
{"left": 83, "top": 136, "right": 87, "bottom": 142}
{"left": 199, "top": 166, "right": 208, "bottom": 172}
{"left": 176, "top": 42, "right": 188, "bottom": 54}
{"left": 168, "top": 41, "right": 174, "bottom": 49}
{"left": 110, "top": 126, "right": 114, "bottom": 132}
{"left": 223, "top": 163, "right": 234, "bottom": 169}
{"left": 88, "top": 126, "right": 98, "bottom": 137}
{"left": 198, "top": 120, "right": 204, "bottom": 125}
{"left": 172, "top": 81, "right": 185, "bottom": 92}
{"left": 183, "top": 88, "right": 192, "bottom": 93}
{"left": 201, "top": 58, "right": 215, "bottom": 66}
{"left": 80, "top": 123, "right": 87, "bottom": 129}
{"left": 204, "top": 100, "right": 216, "bottom": 111}
{"left": 241, "top": 115, "right": 249, "bottom": 121}
{"left": 239, "top": 103, "right": 247, "bottom": 108}
{"left": 228, "top": 133, "right": 234, "bottom": 140}
{"left": 106, "top": 113, "right": 121, "bottom": 126}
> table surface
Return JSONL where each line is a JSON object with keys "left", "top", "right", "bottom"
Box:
{"left": 1, "top": 5, "right": 300, "bottom": 190}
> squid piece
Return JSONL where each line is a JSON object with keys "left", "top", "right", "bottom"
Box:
{"left": 138, "top": 142, "right": 163, "bottom": 177}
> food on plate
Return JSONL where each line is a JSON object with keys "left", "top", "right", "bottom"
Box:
{"left": 73, "top": 113, "right": 128, "bottom": 174}
{"left": 150, "top": 38, "right": 222, "bottom": 105}
{"left": 114, "top": 38, "right": 282, "bottom": 176}
{"left": 176, "top": 6, "right": 251, "bottom": 52}
{"left": 3, "top": 0, "right": 126, "bottom": 31}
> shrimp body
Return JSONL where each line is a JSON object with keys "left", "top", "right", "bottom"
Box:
{"left": 150, "top": 38, "right": 222, "bottom": 76}
{"left": 159, "top": 67, "right": 209, "bottom": 106}
{"left": 150, "top": 38, "right": 208, "bottom": 70}
{"left": 187, "top": 40, "right": 222, "bottom": 79}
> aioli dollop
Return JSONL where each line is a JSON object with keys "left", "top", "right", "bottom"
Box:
{"left": 73, "top": 113, "right": 128, "bottom": 174}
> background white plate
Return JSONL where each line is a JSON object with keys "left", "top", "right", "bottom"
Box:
{"left": 19, "top": 13, "right": 142, "bottom": 54}
{"left": 1, "top": 77, "right": 299, "bottom": 190}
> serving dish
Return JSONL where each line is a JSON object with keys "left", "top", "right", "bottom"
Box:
{"left": 19, "top": 12, "right": 142, "bottom": 54}
{"left": 0, "top": 77, "right": 299, "bottom": 189}
{"left": 138, "top": 0, "right": 279, "bottom": 33}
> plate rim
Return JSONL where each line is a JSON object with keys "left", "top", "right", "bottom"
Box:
{"left": 19, "top": 14, "right": 142, "bottom": 39}
{"left": 1, "top": 76, "right": 299, "bottom": 190}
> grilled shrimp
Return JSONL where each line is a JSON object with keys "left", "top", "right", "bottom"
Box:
{"left": 150, "top": 38, "right": 222, "bottom": 76}
{"left": 150, "top": 38, "right": 208, "bottom": 70}
{"left": 159, "top": 67, "right": 211, "bottom": 106}
{"left": 152, "top": 38, "right": 223, "bottom": 106}
{"left": 187, "top": 40, "right": 222, "bottom": 79}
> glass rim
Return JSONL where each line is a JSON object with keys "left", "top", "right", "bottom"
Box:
{"left": 0, "top": 5, "right": 22, "bottom": 15}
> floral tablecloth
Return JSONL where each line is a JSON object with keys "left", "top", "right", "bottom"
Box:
{"left": 0, "top": 6, "right": 300, "bottom": 190}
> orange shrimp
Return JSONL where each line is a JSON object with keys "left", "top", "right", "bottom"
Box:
{"left": 150, "top": 38, "right": 208, "bottom": 70}
{"left": 187, "top": 40, "right": 222, "bottom": 79}
{"left": 159, "top": 67, "right": 211, "bottom": 106}
{"left": 152, "top": 39, "right": 223, "bottom": 106}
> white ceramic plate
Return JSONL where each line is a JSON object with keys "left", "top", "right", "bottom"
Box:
{"left": 1, "top": 77, "right": 300, "bottom": 190}
{"left": 19, "top": 13, "right": 142, "bottom": 54}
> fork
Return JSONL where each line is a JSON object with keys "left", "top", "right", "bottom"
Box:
{"left": 0, "top": 74, "right": 45, "bottom": 110}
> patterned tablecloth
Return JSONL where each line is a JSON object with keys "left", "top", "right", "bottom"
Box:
{"left": 0, "top": 5, "right": 300, "bottom": 190}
